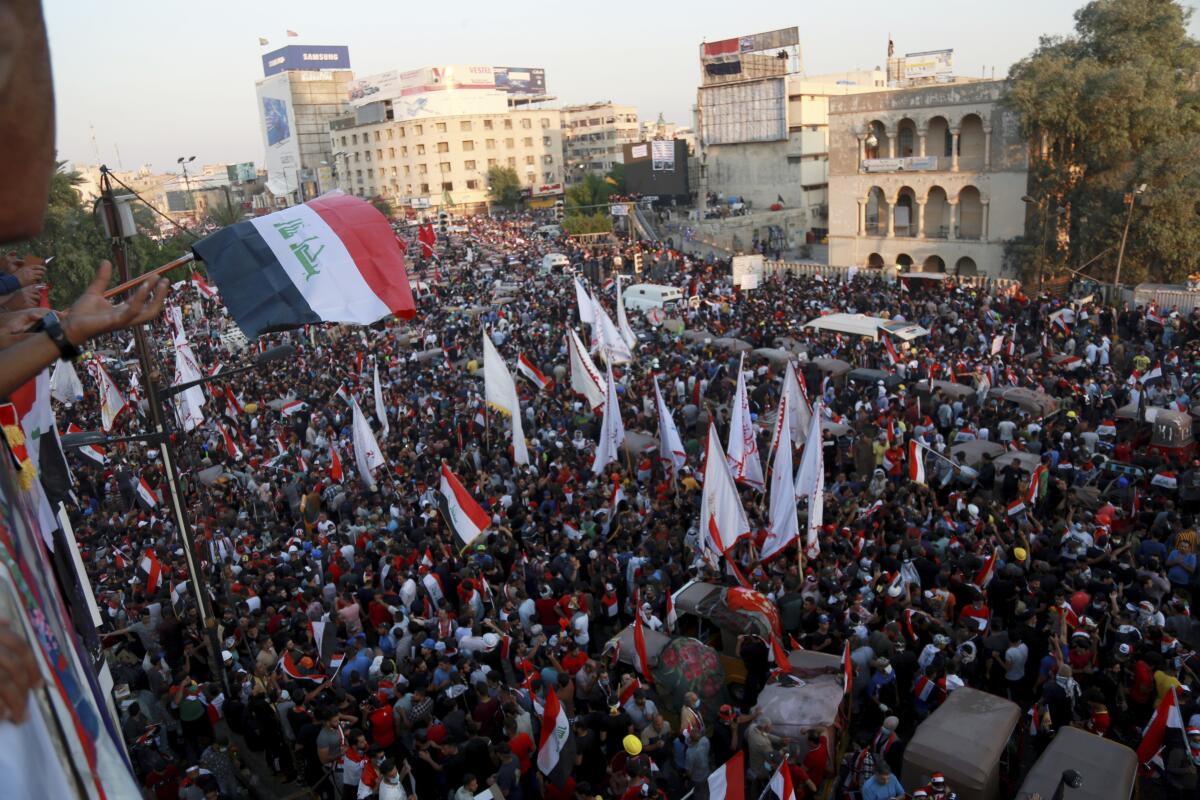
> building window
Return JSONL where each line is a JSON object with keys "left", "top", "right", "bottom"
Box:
{"left": 526, "top": 171, "right": 535, "bottom": 183}
{"left": 367, "top": 168, "right": 374, "bottom": 178}
{"left": 387, "top": 129, "right": 394, "bottom": 140}
{"left": 464, "top": 159, "right": 476, "bottom": 170}
{"left": 543, "top": 154, "right": 554, "bottom": 165}
{"left": 507, "top": 156, "right": 516, "bottom": 167}
{"left": 505, "top": 137, "right": 514, "bottom": 148}
{"left": 388, "top": 147, "right": 395, "bottom": 159}
{"left": 416, "top": 144, "right": 425, "bottom": 155}
{"left": 420, "top": 183, "right": 429, "bottom": 193}
{"left": 355, "top": 169, "right": 362, "bottom": 178}
{"left": 466, "top": 179, "right": 479, "bottom": 190}
{"left": 403, "top": 165, "right": 411, "bottom": 176}
{"left": 487, "top": 158, "right": 497, "bottom": 167}
{"left": 441, "top": 181, "right": 453, "bottom": 191}
{"left": 462, "top": 140, "right": 474, "bottom": 152}
{"left": 390, "top": 167, "right": 397, "bottom": 176}
{"left": 351, "top": 134, "right": 359, "bottom": 145}
{"left": 436, "top": 122, "right": 447, "bottom": 132}
{"left": 525, "top": 155, "right": 534, "bottom": 165}
{"left": 436, "top": 142, "right": 449, "bottom": 153}
{"left": 484, "top": 119, "right": 494, "bottom": 130}
{"left": 418, "top": 164, "right": 428, "bottom": 175}
{"left": 460, "top": 120, "right": 472, "bottom": 132}
{"left": 543, "top": 136, "right": 552, "bottom": 147}
{"left": 364, "top": 151, "right": 372, "bottom": 161}
{"left": 340, "top": 135, "right": 347, "bottom": 146}
{"left": 401, "top": 146, "right": 408, "bottom": 156}
{"left": 377, "top": 149, "right": 383, "bottom": 160}
{"left": 540, "top": 117, "right": 550, "bottom": 128}
{"left": 399, "top": 127, "right": 406, "bottom": 137}
{"left": 374, "top": 131, "right": 381, "bottom": 142}
{"left": 520, "top": 118, "right": 532, "bottom": 129}
{"left": 414, "top": 124, "right": 423, "bottom": 135}
{"left": 439, "top": 162, "right": 451, "bottom": 173}
{"left": 486, "top": 138, "right": 496, "bottom": 149}
{"left": 523, "top": 137, "right": 533, "bottom": 147}
{"left": 503, "top": 118, "right": 512, "bottom": 129}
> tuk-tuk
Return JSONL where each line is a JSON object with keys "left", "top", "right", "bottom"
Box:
{"left": 1147, "top": 407, "right": 1196, "bottom": 464}
{"left": 670, "top": 580, "right": 787, "bottom": 688}
{"left": 902, "top": 688, "right": 1020, "bottom": 800}
{"left": 987, "top": 386, "right": 1059, "bottom": 418}
{"left": 949, "top": 440, "right": 1006, "bottom": 468}
{"left": 847, "top": 368, "right": 904, "bottom": 392}
{"left": 807, "top": 357, "right": 852, "bottom": 391}
{"left": 1016, "top": 726, "right": 1136, "bottom": 800}
{"left": 916, "top": 379, "right": 979, "bottom": 409}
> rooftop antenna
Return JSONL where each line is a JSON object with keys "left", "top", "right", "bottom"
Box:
{"left": 114, "top": 143, "right": 124, "bottom": 171}
{"left": 89, "top": 123, "right": 101, "bottom": 166}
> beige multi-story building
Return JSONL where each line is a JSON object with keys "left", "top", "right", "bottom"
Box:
{"left": 826, "top": 79, "right": 1029, "bottom": 277}
{"left": 561, "top": 102, "right": 639, "bottom": 185}
{"left": 329, "top": 107, "right": 563, "bottom": 213}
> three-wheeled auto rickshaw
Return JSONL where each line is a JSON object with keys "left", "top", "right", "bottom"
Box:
{"left": 1146, "top": 407, "right": 1196, "bottom": 464}
{"left": 1015, "top": 726, "right": 1136, "bottom": 800}
{"left": 902, "top": 688, "right": 1020, "bottom": 800}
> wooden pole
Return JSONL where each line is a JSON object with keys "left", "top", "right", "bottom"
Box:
{"left": 102, "top": 252, "right": 195, "bottom": 298}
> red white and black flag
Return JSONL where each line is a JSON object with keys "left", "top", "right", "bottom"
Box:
{"left": 536, "top": 685, "right": 576, "bottom": 787}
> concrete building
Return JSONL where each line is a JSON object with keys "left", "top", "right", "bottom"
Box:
{"left": 640, "top": 115, "right": 697, "bottom": 156}
{"left": 255, "top": 65, "right": 354, "bottom": 206}
{"left": 329, "top": 106, "right": 563, "bottom": 213}
{"left": 826, "top": 79, "right": 1029, "bottom": 277}
{"left": 561, "top": 102, "right": 639, "bottom": 185}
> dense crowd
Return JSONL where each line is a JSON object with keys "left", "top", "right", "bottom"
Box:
{"left": 58, "top": 212, "right": 1200, "bottom": 800}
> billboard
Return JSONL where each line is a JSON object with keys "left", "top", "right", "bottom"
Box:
{"left": 903, "top": 49, "right": 954, "bottom": 79}
{"left": 699, "top": 78, "right": 787, "bottom": 145}
{"left": 348, "top": 64, "right": 497, "bottom": 107}
{"left": 166, "top": 190, "right": 194, "bottom": 212}
{"left": 493, "top": 67, "right": 546, "bottom": 95}
{"left": 262, "top": 45, "right": 350, "bottom": 77}
{"left": 701, "top": 27, "right": 799, "bottom": 57}
{"left": 226, "top": 162, "right": 256, "bottom": 183}
{"left": 255, "top": 74, "right": 301, "bottom": 196}
{"left": 622, "top": 140, "right": 689, "bottom": 197}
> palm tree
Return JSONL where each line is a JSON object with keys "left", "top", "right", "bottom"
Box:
{"left": 47, "top": 161, "right": 84, "bottom": 210}
{"left": 207, "top": 197, "right": 244, "bottom": 228}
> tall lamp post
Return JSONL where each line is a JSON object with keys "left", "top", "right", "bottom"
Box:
{"left": 1022, "top": 194, "right": 1065, "bottom": 292}
{"left": 177, "top": 155, "right": 196, "bottom": 214}
{"left": 1113, "top": 183, "right": 1147, "bottom": 290}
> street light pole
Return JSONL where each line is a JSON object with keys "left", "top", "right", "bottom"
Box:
{"left": 99, "top": 167, "right": 226, "bottom": 691}
{"left": 1113, "top": 183, "right": 1147, "bottom": 290}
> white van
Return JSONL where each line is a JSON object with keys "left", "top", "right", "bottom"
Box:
{"left": 540, "top": 253, "right": 570, "bottom": 273}
{"left": 536, "top": 224, "right": 562, "bottom": 240}
{"left": 623, "top": 283, "right": 684, "bottom": 313}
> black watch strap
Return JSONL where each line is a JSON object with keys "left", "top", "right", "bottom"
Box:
{"left": 41, "top": 312, "right": 80, "bottom": 361}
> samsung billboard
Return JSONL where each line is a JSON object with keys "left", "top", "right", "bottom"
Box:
{"left": 262, "top": 45, "right": 350, "bottom": 77}
{"left": 492, "top": 67, "right": 546, "bottom": 95}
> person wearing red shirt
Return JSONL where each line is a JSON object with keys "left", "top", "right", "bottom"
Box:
{"left": 535, "top": 587, "right": 560, "bottom": 628}
{"left": 367, "top": 693, "right": 396, "bottom": 752}
{"left": 507, "top": 718, "right": 535, "bottom": 774}
{"left": 959, "top": 594, "right": 991, "bottom": 634}
{"left": 803, "top": 730, "right": 829, "bottom": 786}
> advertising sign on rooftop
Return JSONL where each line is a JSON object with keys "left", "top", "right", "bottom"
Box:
{"left": 493, "top": 67, "right": 547, "bottom": 95}
{"left": 261, "top": 45, "right": 350, "bottom": 77}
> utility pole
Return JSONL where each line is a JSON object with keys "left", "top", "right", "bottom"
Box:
{"left": 98, "top": 166, "right": 226, "bottom": 692}
{"left": 1113, "top": 184, "right": 1146, "bottom": 290}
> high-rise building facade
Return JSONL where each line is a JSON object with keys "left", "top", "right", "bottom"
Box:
{"left": 561, "top": 102, "right": 639, "bottom": 185}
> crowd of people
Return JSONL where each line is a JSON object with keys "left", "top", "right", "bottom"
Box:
{"left": 37, "top": 210, "right": 1200, "bottom": 800}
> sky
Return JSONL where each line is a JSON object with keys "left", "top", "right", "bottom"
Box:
{"left": 44, "top": 0, "right": 1188, "bottom": 175}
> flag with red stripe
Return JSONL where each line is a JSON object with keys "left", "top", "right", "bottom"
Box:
{"left": 139, "top": 549, "right": 163, "bottom": 593}
{"left": 633, "top": 611, "right": 654, "bottom": 685}
{"left": 329, "top": 441, "right": 344, "bottom": 482}
{"left": 1137, "top": 687, "right": 1185, "bottom": 770}
{"left": 973, "top": 550, "right": 998, "bottom": 588}
{"left": 516, "top": 353, "right": 553, "bottom": 392}
{"left": 708, "top": 752, "right": 746, "bottom": 800}
{"left": 908, "top": 439, "right": 926, "bottom": 484}
{"left": 136, "top": 476, "right": 159, "bottom": 509}
{"left": 193, "top": 194, "right": 417, "bottom": 338}
{"left": 767, "top": 757, "right": 797, "bottom": 800}
{"left": 536, "top": 686, "right": 575, "bottom": 786}
{"left": 438, "top": 464, "right": 490, "bottom": 547}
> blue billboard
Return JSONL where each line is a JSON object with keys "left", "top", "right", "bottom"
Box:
{"left": 492, "top": 66, "right": 546, "bottom": 95}
{"left": 262, "top": 45, "right": 350, "bottom": 77}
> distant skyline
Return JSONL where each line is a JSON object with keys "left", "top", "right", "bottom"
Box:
{"left": 44, "top": 0, "right": 1195, "bottom": 176}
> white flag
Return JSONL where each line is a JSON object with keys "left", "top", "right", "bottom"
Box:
{"left": 726, "top": 353, "right": 764, "bottom": 490}
{"left": 167, "top": 306, "right": 205, "bottom": 432}
{"left": 373, "top": 364, "right": 390, "bottom": 439}
{"left": 590, "top": 294, "right": 632, "bottom": 365}
{"left": 699, "top": 422, "right": 751, "bottom": 555}
{"left": 85, "top": 361, "right": 128, "bottom": 432}
{"left": 567, "top": 327, "right": 606, "bottom": 410}
{"left": 770, "top": 360, "right": 809, "bottom": 456}
{"left": 574, "top": 277, "right": 594, "bottom": 324}
{"left": 615, "top": 279, "right": 638, "bottom": 352}
{"left": 795, "top": 400, "right": 825, "bottom": 559}
{"left": 351, "top": 397, "right": 384, "bottom": 492}
{"left": 592, "top": 362, "right": 625, "bottom": 474}
{"left": 481, "top": 329, "right": 530, "bottom": 465}
{"left": 49, "top": 360, "right": 83, "bottom": 404}
{"left": 653, "top": 376, "right": 686, "bottom": 476}
{"left": 761, "top": 393, "right": 799, "bottom": 561}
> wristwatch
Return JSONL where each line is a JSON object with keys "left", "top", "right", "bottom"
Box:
{"left": 38, "top": 311, "right": 81, "bottom": 361}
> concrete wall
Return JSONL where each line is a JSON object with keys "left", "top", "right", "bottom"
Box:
{"left": 682, "top": 207, "right": 809, "bottom": 254}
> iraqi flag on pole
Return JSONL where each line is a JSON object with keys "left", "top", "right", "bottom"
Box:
{"left": 516, "top": 353, "right": 553, "bottom": 392}
{"left": 280, "top": 399, "right": 307, "bottom": 417}
{"left": 767, "top": 758, "right": 798, "bottom": 800}
{"left": 882, "top": 332, "right": 899, "bottom": 367}
{"left": 708, "top": 752, "right": 746, "bottom": 800}
{"left": 439, "top": 464, "right": 490, "bottom": 548}
{"left": 192, "top": 193, "right": 416, "bottom": 338}
{"left": 973, "top": 550, "right": 998, "bottom": 588}
{"left": 86, "top": 359, "right": 129, "bottom": 432}
{"left": 136, "top": 476, "right": 159, "bottom": 510}
{"left": 908, "top": 439, "right": 926, "bottom": 484}
{"left": 67, "top": 422, "right": 108, "bottom": 465}
{"left": 633, "top": 610, "right": 655, "bottom": 685}
{"left": 1138, "top": 686, "right": 1186, "bottom": 771}
{"left": 536, "top": 686, "right": 575, "bottom": 786}
{"left": 329, "top": 441, "right": 344, "bottom": 483}
{"left": 139, "top": 549, "right": 163, "bottom": 593}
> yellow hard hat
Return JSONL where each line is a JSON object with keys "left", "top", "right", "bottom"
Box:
{"left": 623, "top": 734, "right": 643, "bottom": 755}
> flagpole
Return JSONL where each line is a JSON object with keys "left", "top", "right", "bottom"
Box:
{"left": 102, "top": 252, "right": 195, "bottom": 298}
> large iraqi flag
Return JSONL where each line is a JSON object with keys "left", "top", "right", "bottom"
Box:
{"left": 193, "top": 193, "right": 416, "bottom": 337}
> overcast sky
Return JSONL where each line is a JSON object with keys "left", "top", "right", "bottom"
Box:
{"left": 45, "top": 0, "right": 1192, "bottom": 175}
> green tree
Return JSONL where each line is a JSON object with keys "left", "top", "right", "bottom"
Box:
{"left": 562, "top": 213, "right": 613, "bottom": 235}
{"left": 1004, "top": 0, "right": 1200, "bottom": 285}
{"left": 207, "top": 195, "right": 244, "bottom": 228}
{"left": 486, "top": 166, "right": 522, "bottom": 207}
{"left": 565, "top": 173, "right": 613, "bottom": 216}
{"left": 370, "top": 195, "right": 394, "bottom": 219}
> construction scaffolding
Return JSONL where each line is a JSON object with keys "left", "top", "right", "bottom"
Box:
{"left": 697, "top": 26, "right": 802, "bottom": 147}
